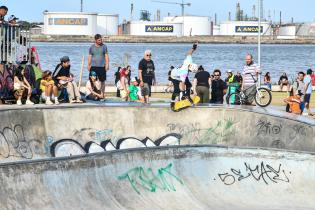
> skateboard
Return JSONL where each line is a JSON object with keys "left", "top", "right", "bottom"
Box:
{"left": 171, "top": 95, "right": 200, "bottom": 112}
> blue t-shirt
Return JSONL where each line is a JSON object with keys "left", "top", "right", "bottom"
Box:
{"left": 171, "top": 55, "right": 193, "bottom": 82}
{"left": 304, "top": 75, "right": 313, "bottom": 94}
{"left": 89, "top": 44, "right": 108, "bottom": 67}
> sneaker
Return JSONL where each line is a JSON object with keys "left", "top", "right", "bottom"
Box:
{"left": 26, "top": 100, "right": 34, "bottom": 105}
{"left": 76, "top": 98, "right": 83, "bottom": 103}
{"left": 16, "top": 100, "right": 22, "bottom": 106}
{"left": 69, "top": 99, "right": 76, "bottom": 104}
{"left": 54, "top": 100, "right": 60, "bottom": 105}
{"left": 45, "top": 100, "right": 54, "bottom": 105}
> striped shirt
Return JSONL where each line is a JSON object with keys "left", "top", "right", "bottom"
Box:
{"left": 242, "top": 63, "right": 260, "bottom": 87}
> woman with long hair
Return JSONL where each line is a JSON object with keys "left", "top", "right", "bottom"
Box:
{"left": 13, "top": 66, "right": 34, "bottom": 105}
{"left": 264, "top": 72, "right": 272, "bottom": 90}
{"left": 85, "top": 71, "right": 103, "bottom": 101}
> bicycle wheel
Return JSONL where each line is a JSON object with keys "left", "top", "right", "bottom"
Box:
{"left": 255, "top": 87, "right": 272, "bottom": 107}
{"left": 227, "top": 93, "right": 242, "bottom": 105}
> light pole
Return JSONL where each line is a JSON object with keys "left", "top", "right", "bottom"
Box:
{"left": 258, "top": 0, "right": 261, "bottom": 85}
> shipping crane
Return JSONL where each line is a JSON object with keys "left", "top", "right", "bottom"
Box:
{"left": 152, "top": 0, "right": 191, "bottom": 16}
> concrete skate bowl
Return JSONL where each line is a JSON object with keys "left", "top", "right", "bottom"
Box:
{"left": 1, "top": 145, "right": 315, "bottom": 210}
{"left": 0, "top": 104, "right": 314, "bottom": 163}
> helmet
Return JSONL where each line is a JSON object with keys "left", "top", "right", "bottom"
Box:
{"left": 189, "top": 63, "right": 198, "bottom": 73}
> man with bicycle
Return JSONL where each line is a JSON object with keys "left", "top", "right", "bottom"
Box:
{"left": 242, "top": 54, "right": 260, "bottom": 89}
{"left": 241, "top": 54, "right": 261, "bottom": 104}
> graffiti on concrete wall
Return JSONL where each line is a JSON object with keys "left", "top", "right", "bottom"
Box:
{"left": 255, "top": 117, "right": 311, "bottom": 149}
{"left": 167, "top": 118, "right": 238, "bottom": 144}
{"left": 50, "top": 133, "right": 182, "bottom": 157}
{"left": 0, "top": 125, "right": 42, "bottom": 159}
{"left": 117, "top": 163, "right": 184, "bottom": 194}
{"left": 216, "top": 162, "right": 291, "bottom": 186}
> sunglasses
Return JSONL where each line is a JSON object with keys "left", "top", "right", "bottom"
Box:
{"left": 214, "top": 74, "right": 220, "bottom": 76}
{"left": 146, "top": 54, "right": 152, "bottom": 56}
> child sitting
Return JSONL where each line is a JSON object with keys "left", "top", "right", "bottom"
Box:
{"left": 13, "top": 66, "right": 34, "bottom": 105}
{"left": 85, "top": 71, "right": 103, "bottom": 101}
{"left": 129, "top": 77, "right": 144, "bottom": 103}
{"left": 40, "top": 70, "right": 59, "bottom": 105}
{"left": 284, "top": 90, "right": 303, "bottom": 115}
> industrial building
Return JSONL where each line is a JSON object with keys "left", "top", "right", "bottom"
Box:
{"left": 219, "top": 21, "right": 271, "bottom": 36}
{"left": 124, "top": 15, "right": 210, "bottom": 36}
{"left": 43, "top": 12, "right": 119, "bottom": 36}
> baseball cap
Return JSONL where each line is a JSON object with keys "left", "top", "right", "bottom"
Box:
{"left": 131, "top": 77, "right": 137, "bottom": 82}
{"left": 90, "top": 71, "right": 97, "bottom": 77}
{"left": 60, "top": 56, "right": 70, "bottom": 63}
{"left": 8, "top": 15, "right": 18, "bottom": 22}
{"left": 227, "top": 70, "right": 232, "bottom": 73}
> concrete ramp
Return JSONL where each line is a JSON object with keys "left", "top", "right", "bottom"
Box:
{"left": 0, "top": 104, "right": 314, "bottom": 163}
{"left": 0, "top": 145, "right": 314, "bottom": 210}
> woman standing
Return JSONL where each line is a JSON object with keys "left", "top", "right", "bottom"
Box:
{"left": 264, "top": 72, "right": 272, "bottom": 90}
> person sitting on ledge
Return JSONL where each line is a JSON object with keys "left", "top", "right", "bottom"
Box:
{"left": 53, "top": 56, "right": 83, "bottom": 104}
{"left": 13, "top": 66, "right": 34, "bottom": 105}
{"left": 85, "top": 71, "right": 103, "bottom": 101}
{"left": 129, "top": 77, "right": 144, "bottom": 103}
{"left": 278, "top": 72, "right": 290, "bottom": 91}
{"left": 40, "top": 70, "right": 59, "bottom": 105}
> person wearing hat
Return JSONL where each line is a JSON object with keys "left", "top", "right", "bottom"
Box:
{"left": 128, "top": 77, "right": 144, "bottom": 103}
{"left": 53, "top": 56, "right": 82, "bottom": 103}
{"left": 225, "top": 69, "right": 239, "bottom": 101}
{"left": 8, "top": 15, "right": 18, "bottom": 26}
{"left": 85, "top": 71, "right": 103, "bottom": 101}
{"left": 170, "top": 42, "right": 199, "bottom": 108}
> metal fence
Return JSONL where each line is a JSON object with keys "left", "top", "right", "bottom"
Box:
{"left": 0, "top": 24, "right": 30, "bottom": 64}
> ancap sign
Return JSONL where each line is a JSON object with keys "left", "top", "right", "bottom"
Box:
{"left": 49, "top": 18, "right": 88, "bottom": 25}
{"left": 235, "top": 26, "right": 263, "bottom": 33}
{"left": 145, "top": 25, "right": 174, "bottom": 33}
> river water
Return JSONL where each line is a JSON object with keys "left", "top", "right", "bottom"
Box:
{"left": 34, "top": 42, "right": 315, "bottom": 84}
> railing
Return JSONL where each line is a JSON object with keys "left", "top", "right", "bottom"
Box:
{"left": 0, "top": 24, "right": 31, "bottom": 64}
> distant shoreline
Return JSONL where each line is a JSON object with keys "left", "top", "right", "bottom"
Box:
{"left": 31, "top": 35, "right": 315, "bottom": 44}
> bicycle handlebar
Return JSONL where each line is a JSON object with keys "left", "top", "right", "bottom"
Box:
{"left": 244, "top": 73, "right": 258, "bottom": 83}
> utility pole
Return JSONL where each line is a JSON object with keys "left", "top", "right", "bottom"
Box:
{"left": 80, "top": 0, "right": 83, "bottom": 12}
{"left": 258, "top": 0, "right": 261, "bottom": 85}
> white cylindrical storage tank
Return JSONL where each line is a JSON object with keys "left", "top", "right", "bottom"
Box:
{"left": 279, "top": 25, "right": 296, "bottom": 36}
{"left": 96, "top": 14, "right": 119, "bottom": 35}
{"left": 164, "top": 16, "right": 210, "bottom": 36}
{"left": 129, "top": 21, "right": 182, "bottom": 36}
{"left": 213, "top": 25, "right": 220, "bottom": 36}
{"left": 220, "top": 21, "right": 270, "bottom": 36}
{"left": 43, "top": 12, "right": 97, "bottom": 36}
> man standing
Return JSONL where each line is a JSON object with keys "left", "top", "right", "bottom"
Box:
{"left": 138, "top": 50, "right": 156, "bottom": 103}
{"left": 304, "top": 69, "right": 313, "bottom": 115}
{"left": 88, "top": 34, "right": 109, "bottom": 99}
{"left": 210, "top": 69, "right": 227, "bottom": 104}
{"left": 53, "top": 56, "right": 82, "bottom": 103}
{"left": 242, "top": 54, "right": 260, "bottom": 90}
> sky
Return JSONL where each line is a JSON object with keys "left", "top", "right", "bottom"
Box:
{"left": 3, "top": 0, "right": 315, "bottom": 23}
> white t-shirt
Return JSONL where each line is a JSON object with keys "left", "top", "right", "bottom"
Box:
{"left": 171, "top": 55, "right": 193, "bottom": 82}
{"left": 85, "top": 80, "right": 101, "bottom": 96}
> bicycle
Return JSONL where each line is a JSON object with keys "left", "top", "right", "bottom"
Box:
{"left": 227, "top": 73, "right": 272, "bottom": 107}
